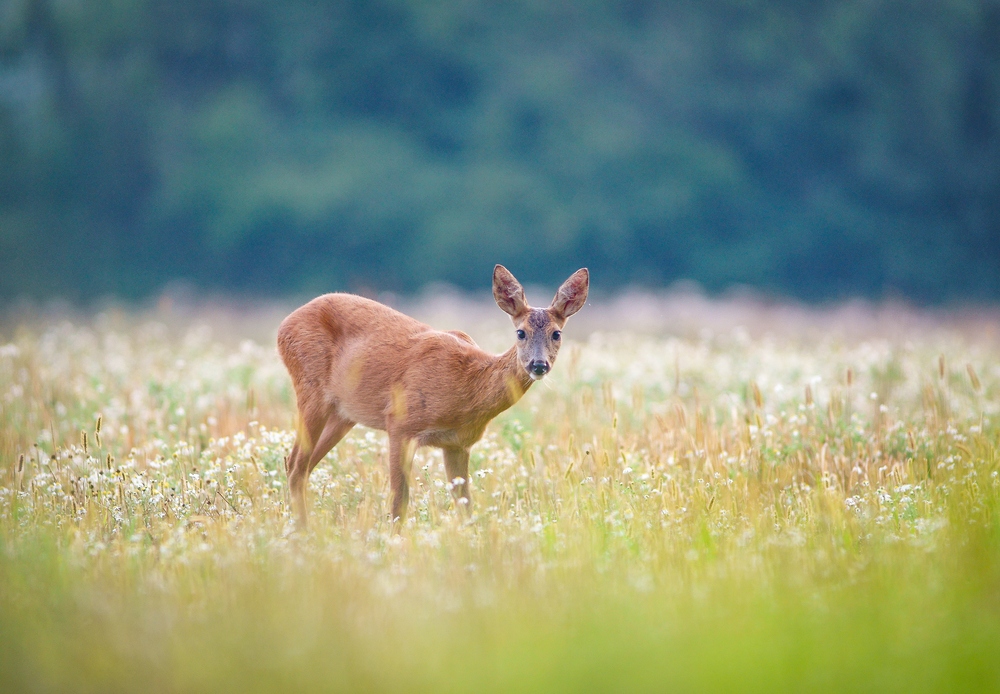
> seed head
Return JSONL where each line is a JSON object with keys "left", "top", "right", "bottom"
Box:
{"left": 967, "top": 364, "right": 981, "bottom": 393}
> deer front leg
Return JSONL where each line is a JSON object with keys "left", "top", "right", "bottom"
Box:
{"left": 443, "top": 447, "right": 471, "bottom": 510}
{"left": 388, "top": 434, "right": 416, "bottom": 523}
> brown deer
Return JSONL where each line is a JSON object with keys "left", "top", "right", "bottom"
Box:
{"left": 277, "top": 265, "right": 589, "bottom": 527}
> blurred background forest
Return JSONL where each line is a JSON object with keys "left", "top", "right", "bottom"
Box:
{"left": 0, "top": 0, "right": 998, "bottom": 305}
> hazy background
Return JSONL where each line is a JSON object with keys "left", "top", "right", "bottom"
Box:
{"left": 1, "top": 0, "right": 998, "bottom": 306}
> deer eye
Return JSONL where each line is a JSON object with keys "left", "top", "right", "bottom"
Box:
{"left": 552, "top": 331, "right": 561, "bottom": 341}
{"left": 516, "top": 329, "right": 526, "bottom": 340}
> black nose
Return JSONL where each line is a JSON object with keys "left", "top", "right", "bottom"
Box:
{"left": 529, "top": 361, "right": 550, "bottom": 376}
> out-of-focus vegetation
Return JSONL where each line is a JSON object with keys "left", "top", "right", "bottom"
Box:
{"left": 2, "top": 301, "right": 1000, "bottom": 691}
{"left": 1, "top": 0, "right": 998, "bottom": 303}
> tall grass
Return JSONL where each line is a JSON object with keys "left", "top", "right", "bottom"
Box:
{"left": 1, "top": 299, "right": 999, "bottom": 692}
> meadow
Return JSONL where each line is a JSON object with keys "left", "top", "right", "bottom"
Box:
{"left": 2, "top": 292, "right": 999, "bottom": 692}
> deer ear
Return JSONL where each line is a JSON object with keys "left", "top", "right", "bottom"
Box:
{"left": 493, "top": 265, "right": 529, "bottom": 318}
{"left": 550, "top": 268, "right": 589, "bottom": 319}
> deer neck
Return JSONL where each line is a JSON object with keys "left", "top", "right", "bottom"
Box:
{"left": 480, "top": 345, "right": 534, "bottom": 419}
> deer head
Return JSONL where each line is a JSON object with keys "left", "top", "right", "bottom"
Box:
{"left": 493, "top": 265, "right": 589, "bottom": 380}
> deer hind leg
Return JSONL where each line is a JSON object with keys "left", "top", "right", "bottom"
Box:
{"left": 388, "top": 434, "right": 416, "bottom": 523}
{"left": 443, "top": 447, "right": 471, "bottom": 510}
{"left": 289, "top": 408, "right": 354, "bottom": 528}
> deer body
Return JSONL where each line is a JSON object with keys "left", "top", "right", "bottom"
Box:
{"left": 278, "top": 265, "right": 588, "bottom": 526}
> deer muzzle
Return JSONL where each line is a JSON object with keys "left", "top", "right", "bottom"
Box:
{"left": 528, "top": 360, "right": 550, "bottom": 378}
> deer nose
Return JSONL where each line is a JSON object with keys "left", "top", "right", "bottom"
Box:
{"left": 529, "top": 360, "right": 550, "bottom": 377}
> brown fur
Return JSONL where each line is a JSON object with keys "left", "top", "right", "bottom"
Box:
{"left": 277, "top": 265, "right": 589, "bottom": 526}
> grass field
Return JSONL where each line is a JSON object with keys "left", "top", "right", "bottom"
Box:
{"left": 2, "top": 294, "right": 999, "bottom": 692}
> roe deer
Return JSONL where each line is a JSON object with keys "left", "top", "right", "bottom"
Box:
{"left": 277, "top": 265, "right": 589, "bottom": 527}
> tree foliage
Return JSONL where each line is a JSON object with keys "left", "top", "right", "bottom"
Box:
{"left": 1, "top": 0, "right": 998, "bottom": 302}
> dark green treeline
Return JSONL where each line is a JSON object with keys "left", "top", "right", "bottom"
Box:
{"left": 1, "top": 0, "right": 998, "bottom": 303}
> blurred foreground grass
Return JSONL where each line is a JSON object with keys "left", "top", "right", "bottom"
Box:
{"left": 1, "top": 298, "right": 999, "bottom": 692}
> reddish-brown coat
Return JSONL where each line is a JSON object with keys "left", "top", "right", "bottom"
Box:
{"left": 277, "top": 265, "right": 588, "bottom": 526}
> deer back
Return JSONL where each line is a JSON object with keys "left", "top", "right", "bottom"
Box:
{"left": 277, "top": 293, "right": 515, "bottom": 438}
